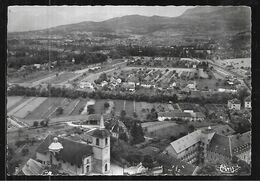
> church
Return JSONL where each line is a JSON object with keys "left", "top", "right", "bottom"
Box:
{"left": 35, "top": 115, "right": 111, "bottom": 175}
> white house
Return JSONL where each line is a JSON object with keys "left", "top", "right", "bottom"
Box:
{"left": 244, "top": 96, "right": 251, "bottom": 109}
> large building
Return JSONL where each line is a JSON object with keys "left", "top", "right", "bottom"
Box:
{"left": 158, "top": 111, "right": 205, "bottom": 122}
{"left": 164, "top": 127, "right": 251, "bottom": 165}
{"left": 35, "top": 115, "right": 111, "bottom": 175}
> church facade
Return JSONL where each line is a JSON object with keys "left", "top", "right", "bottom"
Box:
{"left": 35, "top": 116, "right": 111, "bottom": 175}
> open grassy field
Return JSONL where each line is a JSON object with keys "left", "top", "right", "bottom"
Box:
{"left": 25, "top": 97, "right": 66, "bottom": 119}
{"left": 70, "top": 99, "right": 89, "bottom": 115}
{"left": 7, "top": 96, "right": 24, "bottom": 110}
{"left": 44, "top": 72, "right": 78, "bottom": 84}
{"left": 12, "top": 97, "right": 48, "bottom": 118}
{"left": 220, "top": 58, "right": 251, "bottom": 68}
{"left": 7, "top": 71, "right": 56, "bottom": 84}
{"left": 8, "top": 97, "right": 36, "bottom": 116}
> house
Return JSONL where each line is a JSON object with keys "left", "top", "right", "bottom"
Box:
{"left": 158, "top": 111, "right": 205, "bottom": 122}
{"left": 35, "top": 115, "right": 111, "bottom": 175}
{"left": 244, "top": 96, "right": 251, "bottom": 109}
{"left": 227, "top": 99, "right": 241, "bottom": 110}
{"left": 21, "top": 158, "right": 45, "bottom": 175}
{"left": 110, "top": 119, "right": 129, "bottom": 140}
{"left": 33, "top": 64, "right": 41, "bottom": 69}
{"left": 79, "top": 81, "right": 94, "bottom": 90}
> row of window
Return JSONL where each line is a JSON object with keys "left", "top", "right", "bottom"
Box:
{"left": 96, "top": 138, "right": 108, "bottom": 146}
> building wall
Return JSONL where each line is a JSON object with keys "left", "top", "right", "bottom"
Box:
{"left": 206, "top": 151, "right": 230, "bottom": 164}
{"left": 36, "top": 152, "right": 50, "bottom": 164}
{"left": 245, "top": 101, "right": 251, "bottom": 109}
{"left": 36, "top": 152, "right": 84, "bottom": 175}
{"left": 236, "top": 150, "right": 251, "bottom": 164}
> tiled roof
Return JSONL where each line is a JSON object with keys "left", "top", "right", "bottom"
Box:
{"left": 208, "top": 134, "right": 231, "bottom": 157}
{"left": 245, "top": 96, "right": 251, "bottom": 102}
{"left": 157, "top": 153, "right": 196, "bottom": 175}
{"left": 88, "top": 128, "right": 111, "bottom": 139}
{"left": 22, "top": 159, "right": 45, "bottom": 175}
{"left": 199, "top": 125, "right": 235, "bottom": 136}
{"left": 208, "top": 131, "right": 251, "bottom": 157}
{"left": 229, "top": 98, "right": 241, "bottom": 104}
{"left": 170, "top": 130, "right": 202, "bottom": 154}
{"left": 36, "top": 134, "right": 93, "bottom": 167}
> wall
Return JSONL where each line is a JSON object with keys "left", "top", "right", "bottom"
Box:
{"left": 206, "top": 151, "right": 230, "bottom": 164}
{"left": 236, "top": 150, "right": 251, "bottom": 164}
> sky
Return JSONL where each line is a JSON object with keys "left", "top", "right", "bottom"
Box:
{"left": 8, "top": 6, "right": 193, "bottom": 32}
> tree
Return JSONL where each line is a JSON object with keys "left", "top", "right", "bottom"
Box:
{"left": 188, "top": 125, "right": 195, "bottom": 133}
{"left": 33, "top": 121, "right": 39, "bottom": 127}
{"left": 104, "top": 102, "right": 110, "bottom": 109}
{"left": 119, "top": 133, "right": 128, "bottom": 142}
{"left": 130, "top": 122, "right": 145, "bottom": 145}
{"left": 142, "top": 155, "right": 154, "bottom": 169}
{"left": 120, "top": 110, "right": 126, "bottom": 118}
{"left": 22, "top": 148, "right": 29, "bottom": 156}
{"left": 56, "top": 107, "right": 64, "bottom": 115}
{"left": 87, "top": 105, "right": 95, "bottom": 115}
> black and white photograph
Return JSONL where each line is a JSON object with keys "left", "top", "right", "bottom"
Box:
{"left": 6, "top": 5, "right": 252, "bottom": 176}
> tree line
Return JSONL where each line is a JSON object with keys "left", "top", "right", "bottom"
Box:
{"left": 8, "top": 84, "right": 236, "bottom": 105}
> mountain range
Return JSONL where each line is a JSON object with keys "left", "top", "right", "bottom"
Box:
{"left": 11, "top": 6, "right": 251, "bottom": 37}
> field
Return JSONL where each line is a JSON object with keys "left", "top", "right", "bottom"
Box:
{"left": 43, "top": 72, "right": 78, "bottom": 84}
{"left": 219, "top": 58, "right": 251, "bottom": 68}
{"left": 7, "top": 70, "right": 56, "bottom": 84}
{"left": 7, "top": 96, "right": 24, "bottom": 110}
{"left": 12, "top": 97, "right": 48, "bottom": 118}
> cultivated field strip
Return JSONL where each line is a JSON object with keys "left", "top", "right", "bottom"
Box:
{"left": 7, "top": 97, "right": 36, "bottom": 116}
{"left": 48, "top": 98, "right": 69, "bottom": 118}
{"left": 63, "top": 99, "right": 80, "bottom": 116}
{"left": 70, "top": 99, "right": 89, "bottom": 115}
{"left": 7, "top": 97, "right": 30, "bottom": 112}
{"left": 13, "top": 97, "right": 48, "bottom": 118}
{"left": 25, "top": 98, "right": 65, "bottom": 119}
{"left": 7, "top": 96, "right": 24, "bottom": 110}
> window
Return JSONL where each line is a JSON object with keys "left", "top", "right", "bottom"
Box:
{"left": 86, "top": 165, "right": 90, "bottom": 173}
{"left": 87, "top": 159, "right": 89, "bottom": 164}
{"left": 105, "top": 164, "right": 108, "bottom": 171}
{"left": 96, "top": 138, "right": 99, "bottom": 146}
{"left": 105, "top": 138, "right": 108, "bottom": 145}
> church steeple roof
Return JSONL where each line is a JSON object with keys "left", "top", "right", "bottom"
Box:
{"left": 88, "top": 114, "right": 110, "bottom": 139}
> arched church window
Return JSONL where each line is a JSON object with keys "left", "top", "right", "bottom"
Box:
{"left": 105, "top": 163, "right": 108, "bottom": 171}
{"left": 105, "top": 138, "right": 108, "bottom": 145}
{"left": 96, "top": 138, "right": 99, "bottom": 146}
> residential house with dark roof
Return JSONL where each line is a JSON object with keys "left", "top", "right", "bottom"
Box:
{"left": 228, "top": 98, "right": 241, "bottom": 110}
{"left": 35, "top": 115, "right": 111, "bottom": 175}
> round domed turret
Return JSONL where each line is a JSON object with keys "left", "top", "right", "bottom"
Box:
{"left": 48, "top": 137, "right": 63, "bottom": 153}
